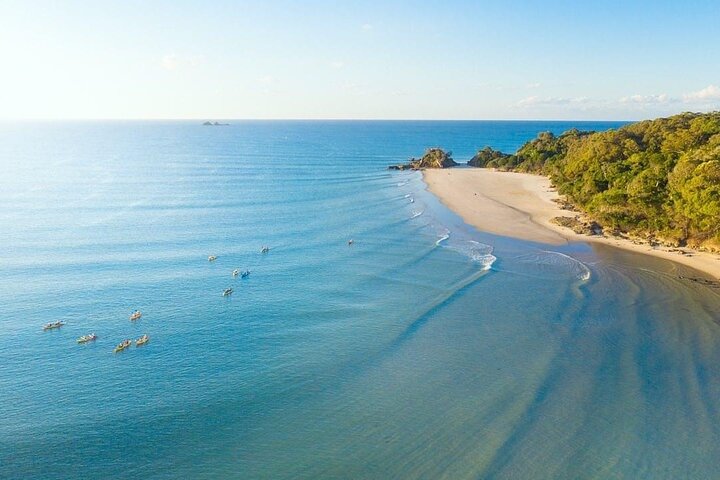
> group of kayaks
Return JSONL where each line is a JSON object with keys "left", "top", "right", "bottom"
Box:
{"left": 112, "top": 312, "right": 149, "bottom": 353}
{"left": 42, "top": 309, "right": 149, "bottom": 353}
{"left": 209, "top": 251, "right": 258, "bottom": 297}
{"left": 43, "top": 249, "right": 270, "bottom": 351}
{"left": 113, "top": 334, "right": 149, "bottom": 352}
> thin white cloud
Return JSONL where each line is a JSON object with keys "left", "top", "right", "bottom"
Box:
{"left": 619, "top": 93, "right": 672, "bottom": 104}
{"left": 683, "top": 85, "right": 720, "bottom": 102}
{"left": 516, "top": 90, "right": 692, "bottom": 111}
{"left": 361, "top": 23, "right": 373, "bottom": 31}
{"left": 517, "top": 96, "right": 589, "bottom": 107}
{"left": 526, "top": 82, "right": 542, "bottom": 89}
{"left": 160, "top": 54, "right": 203, "bottom": 70}
{"left": 330, "top": 61, "right": 345, "bottom": 69}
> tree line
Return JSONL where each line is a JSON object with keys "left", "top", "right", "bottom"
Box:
{"left": 468, "top": 112, "right": 720, "bottom": 250}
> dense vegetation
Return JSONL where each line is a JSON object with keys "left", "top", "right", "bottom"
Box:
{"left": 469, "top": 112, "right": 720, "bottom": 250}
{"left": 467, "top": 146, "right": 512, "bottom": 168}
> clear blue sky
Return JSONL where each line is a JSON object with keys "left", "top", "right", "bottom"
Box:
{"left": 1, "top": 0, "right": 718, "bottom": 120}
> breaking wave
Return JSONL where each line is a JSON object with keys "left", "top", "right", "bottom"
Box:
{"left": 450, "top": 240, "right": 497, "bottom": 270}
{"left": 434, "top": 232, "right": 497, "bottom": 271}
{"left": 435, "top": 230, "right": 450, "bottom": 246}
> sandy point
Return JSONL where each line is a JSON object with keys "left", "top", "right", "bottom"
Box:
{"left": 423, "top": 167, "right": 720, "bottom": 279}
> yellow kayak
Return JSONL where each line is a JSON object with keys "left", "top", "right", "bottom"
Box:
{"left": 114, "top": 339, "right": 132, "bottom": 353}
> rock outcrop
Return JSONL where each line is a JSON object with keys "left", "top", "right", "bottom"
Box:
{"left": 551, "top": 216, "right": 603, "bottom": 236}
{"left": 389, "top": 148, "right": 457, "bottom": 170}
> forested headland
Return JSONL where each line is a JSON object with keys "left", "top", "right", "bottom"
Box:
{"left": 468, "top": 112, "right": 720, "bottom": 251}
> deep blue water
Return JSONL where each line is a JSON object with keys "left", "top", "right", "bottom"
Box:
{"left": 2, "top": 121, "right": 720, "bottom": 479}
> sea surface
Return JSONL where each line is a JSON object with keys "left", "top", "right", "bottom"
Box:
{"left": 2, "top": 121, "right": 720, "bottom": 479}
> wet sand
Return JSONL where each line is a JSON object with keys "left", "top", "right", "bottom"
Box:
{"left": 424, "top": 167, "right": 720, "bottom": 279}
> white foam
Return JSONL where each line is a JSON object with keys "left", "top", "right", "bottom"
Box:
{"left": 463, "top": 240, "right": 497, "bottom": 270}
{"left": 411, "top": 210, "right": 424, "bottom": 219}
{"left": 435, "top": 232, "right": 450, "bottom": 246}
{"left": 547, "top": 251, "right": 591, "bottom": 281}
{"left": 477, "top": 254, "right": 497, "bottom": 271}
{"left": 513, "top": 250, "right": 591, "bottom": 281}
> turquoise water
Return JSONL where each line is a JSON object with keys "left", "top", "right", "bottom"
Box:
{"left": 2, "top": 121, "right": 720, "bottom": 479}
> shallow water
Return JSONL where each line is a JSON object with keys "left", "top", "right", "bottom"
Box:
{"left": 2, "top": 121, "right": 720, "bottom": 479}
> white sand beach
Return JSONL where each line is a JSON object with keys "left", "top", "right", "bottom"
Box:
{"left": 424, "top": 168, "right": 720, "bottom": 279}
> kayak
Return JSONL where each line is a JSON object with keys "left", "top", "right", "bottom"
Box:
{"left": 77, "top": 333, "right": 97, "bottom": 343}
{"left": 114, "top": 340, "right": 131, "bottom": 353}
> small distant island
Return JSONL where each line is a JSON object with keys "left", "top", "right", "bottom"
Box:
{"left": 203, "top": 121, "right": 230, "bottom": 126}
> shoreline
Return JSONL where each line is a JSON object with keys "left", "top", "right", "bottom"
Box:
{"left": 423, "top": 167, "right": 720, "bottom": 279}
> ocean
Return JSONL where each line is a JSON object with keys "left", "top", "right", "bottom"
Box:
{"left": 2, "top": 120, "right": 720, "bottom": 479}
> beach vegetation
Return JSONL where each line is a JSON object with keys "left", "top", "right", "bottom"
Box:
{"left": 472, "top": 112, "right": 720, "bottom": 250}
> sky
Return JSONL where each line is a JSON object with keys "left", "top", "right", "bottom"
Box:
{"left": 0, "top": 0, "right": 719, "bottom": 120}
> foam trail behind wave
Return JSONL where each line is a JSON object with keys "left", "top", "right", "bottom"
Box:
{"left": 510, "top": 250, "right": 591, "bottom": 281}
{"left": 411, "top": 210, "right": 424, "bottom": 219}
{"left": 546, "top": 251, "right": 591, "bottom": 281}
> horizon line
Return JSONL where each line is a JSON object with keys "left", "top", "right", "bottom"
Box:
{"left": 0, "top": 117, "right": 639, "bottom": 122}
